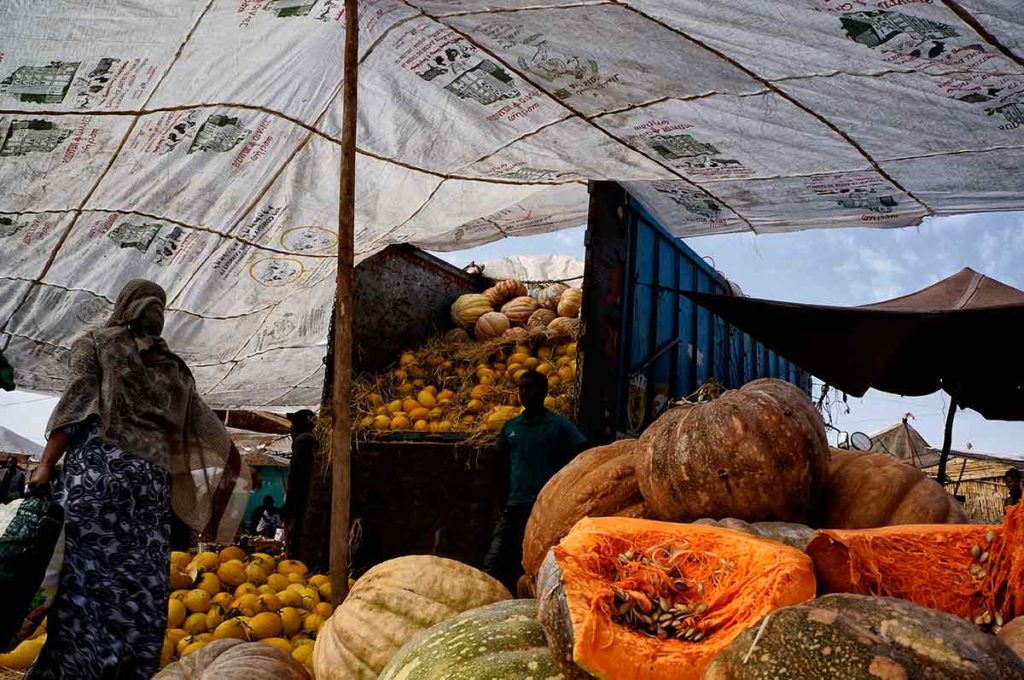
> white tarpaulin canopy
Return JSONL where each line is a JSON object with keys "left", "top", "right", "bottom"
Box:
{"left": 1, "top": 0, "right": 1022, "bottom": 409}
{"left": 480, "top": 254, "right": 584, "bottom": 283}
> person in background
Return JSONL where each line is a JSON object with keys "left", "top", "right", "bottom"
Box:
{"left": 25, "top": 279, "right": 250, "bottom": 680}
{"left": 484, "top": 370, "right": 586, "bottom": 592}
{"left": 0, "top": 349, "right": 15, "bottom": 391}
{"left": 1004, "top": 468, "right": 1022, "bottom": 515}
{"left": 285, "top": 409, "right": 317, "bottom": 559}
{"left": 250, "top": 495, "right": 283, "bottom": 537}
{"left": 0, "top": 457, "right": 25, "bottom": 502}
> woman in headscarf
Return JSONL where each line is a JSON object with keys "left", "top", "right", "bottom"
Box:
{"left": 26, "top": 279, "right": 250, "bottom": 680}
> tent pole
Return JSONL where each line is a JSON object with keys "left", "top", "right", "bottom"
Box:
{"left": 330, "top": 0, "right": 359, "bottom": 606}
{"left": 937, "top": 394, "right": 958, "bottom": 486}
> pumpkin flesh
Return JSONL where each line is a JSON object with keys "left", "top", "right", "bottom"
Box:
{"left": 537, "top": 516, "right": 816, "bottom": 680}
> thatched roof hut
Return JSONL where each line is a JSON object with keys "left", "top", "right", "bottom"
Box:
{"left": 869, "top": 418, "right": 1021, "bottom": 523}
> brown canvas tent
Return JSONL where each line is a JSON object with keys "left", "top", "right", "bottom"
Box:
{"left": 685, "top": 268, "right": 1024, "bottom": 482}
{"left": 869, "top": 418, "right": 936, "bottom": 468}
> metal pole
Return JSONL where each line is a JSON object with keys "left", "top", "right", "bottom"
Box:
{"left": 330, "top": 0, "right": 358, "bottom": 606}
{"left": 937, "top": 394, "right": 957, "bottom": 486}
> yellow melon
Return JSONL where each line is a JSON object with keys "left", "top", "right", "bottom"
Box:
{"left": 234, "top": 593, "right": 260, "bottom": 617}
{"left": 258, "top": 592, "right": 283, "bottom": 613}
{"left": 213, "top": 592, "right": 235, "bottom": 610}
{"left": 183, "top": 612, "right": 208, "bottom": 635}
{"left": 183, "top": 589, "right": 212, "bottom": 614}
{"left": 292, "top": 643, "right": 313, "bottom": 667}
{"left": 277, "top": 588, "right": 303, "bottom": 609}
{"left": 217, "top": 559, "right": 247, "bottom": 588}
{"left": 205, "top": 604, "right": 226, "bottom": 631}
{"left": 278, "top": 559, "right": 308, "bottom": 577}
{"left": 196, "top": 572, "right": 221, "bottom": 598}
{"left": 213, "top": 617, "right": 251, "bottom": 641}
{"left": 168, "top": 599, "right": 187, "bottom": 629}
{"left": 308, "top": 574, "right": 329, "bottom": 588}
{"left": 166, "top": 628, "right": 189, "bottom": 647}
{"left": 169, "top": 568, "right": 193, "bottom": 590}
{"left": 250, "top": 612, "right": 284, "bottom": 640}
{"left": 220, "top": 546, "right": 247, "bottom": 564}
{"left": 302, "top": 613, "right": 325, "bottom": 635}
{"left": 280, "top": 607, "right": 303, "bottom": 637}
{"left": 234, "top": 582, "right": 260, "bottom": 599}
{"left": 314, "top": 602, "right": 334, "bottom": 618}
{"left": 190, "top": 551, "right": 219, "bottom": 573}
{"left": 245, "top": 562, "right": 268, "bottom": 585}
{"left": 266, "top": 573, "right": 291, "bottom": 592}
{"left": 160, "top": 636, "right": 175, "bottom": 668}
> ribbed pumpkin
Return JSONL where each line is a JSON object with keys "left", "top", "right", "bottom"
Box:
{"left": 999, "top": 617, "right": 1024, "bottom": 659}
{"left": 547, "top": 316, "right": 580, "bottom": 339}
{"left": 557, "top": 288, "right": 583, "bottom": 318}
{"left": 522, "top": 440, "right": 647, "bottom": 581}
{"left": 501, "top": 296, "right": 538, "bottom": 326}
{"left": 154, "top": 639, "right": 309, "bottom": 679}
{"left": 527, "top": 308, "right": 557, "bottom": 330}
{"left": 537, "top": 516, "right": 816, "bottom": 680}
{"left": 704, "top": 594, "right": 1024, "bottom": 680}
{"left": 451, "top": 294, "right": 493, "bottom": 328}
{"left": 312, "top": 556, "right": 511, "bottom": 680}
{"left": 379, "top": 599, "right": 559, "bottom": 680}
{"left": 535, "top": 283, "right": 568, "bottom": 311}
{"left": 502, "top": 327, "right": 529, "bottom": 343}
{"left": 638, "top": 379, "right": 828, "bottom": 525}
{"left": 474, "top": 311, "right": 510, "bottom": 341}
{"left": 443, "top": 327, "right": 471, "bottom": 344}
{"left": 819, "top": 448, "right": 966, "bottom": 528}
{"left": 484, "top": 279, "right": 527, "bottom": 307}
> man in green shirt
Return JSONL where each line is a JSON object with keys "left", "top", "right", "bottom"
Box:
{"left": 484, "top": 370, "right": 586, "bottom": 592}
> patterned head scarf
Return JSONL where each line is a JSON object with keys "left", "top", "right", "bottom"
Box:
{"left": 47, "top": 279, "right": 250, "bottom": 542}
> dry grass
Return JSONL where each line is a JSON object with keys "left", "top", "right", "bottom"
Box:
{"left": 0, "top": 668, "right": 25, "bottom": 680}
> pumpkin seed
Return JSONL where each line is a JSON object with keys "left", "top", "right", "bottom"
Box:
{"left": 971, "top": 544, "right": 982, "bottom": 559}
{"left": 969, "top": 564, "right": 982, "bottom": 575}
{"left": 996, "top": 612, "right": 1004, "bottom": 627}
{"left": 692, "top": 631, "right": 704, "bottom": 642}
{"left": 617, "top": 602, "right": 631, "bottom": 616}
{"left": 659, "top": 597, "right": 670, "bottom": 611}
{"left": 979, "top": 551, "right": 989, "bottom": 563}
{"left": 673, "top": 579, "right": 689, "bottom": 591}
{"left": 694, "top": 602, "right": 710, "bottom": 614}
{"left": 973, "top": 614, "right": 985, "bottom": 626}
{"left": 982, "top": 611, "right": 993, "bottom": 626}
{"left": 976, "top": 569, "right": 987, "bottom": 580}
{"left": 985, "top": 529, "right": 995, "bottom": 544}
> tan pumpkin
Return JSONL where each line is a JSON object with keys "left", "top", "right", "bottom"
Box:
{"left": 502, "top": 327, "right": 529, "bottom": 343}
{"left": 638, "top": 378, "right": 829, "bottom": 524}
{"left": 819, "top": 448, "right": 966, "bottom": 528}
{"left": 442, "top": 327, "right": 470, "bottom": 344}
{"left": 557, "top": 288, "right": 583, "bottom": 318}
{"left": 526, "top": 308, "right": 557, "bottom": 330}
{"left": 692, "top": 517, "right": 816, "bottom": 552}
{"left": 312, "top": 555, "right": 511, "bottom": 680}
{"left": 522, "top": 440, "right": 647, "bottom": 581}
{"left": 474, "top": 311, "right": 510, "bottom": 341}
{"left": 501, "top": 296, "right": 538, "bottom": 326}
{"left": 999, "top": 616, "right": 1024, "bottom": 659}
{"left": 154, "top": 639, "right": 309, "bottom": 679}
{"left": 547, "top": 316, "right": 579, "bottom": 339}
{"left": 535, "top": 283, "right": 568, "bottom": 311}
{"left": 484, "top": 279, "right": 527, "bottom": 307}
{"left": 450, "top": 293, "right": 493, "bottom": 328}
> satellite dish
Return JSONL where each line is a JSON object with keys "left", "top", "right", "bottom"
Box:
{"left": 850, "top": 432, "right": 872, "bottom": 451}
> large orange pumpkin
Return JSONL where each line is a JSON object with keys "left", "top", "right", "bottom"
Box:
{"left": 501, "top": 296, "right": 538, "bottom": 326}
{"left": 819, "top": 448, "right": 966, "bottom": 528}
{"left": 557, "top": 288, "right": 583, "bottom": 318}
{"left": 637, "top": 379, "right": 828, "bottom": 524}
{"left": 537, "top": 516, "right": 816, "bottom": 680}
{"left": 451, "top": 294, "right": 493, "bottom": 328}
{"left": 522, "top": 440, "right": 647, "bottom": 581}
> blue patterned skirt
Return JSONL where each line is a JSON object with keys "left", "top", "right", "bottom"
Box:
{"left": 27, "top": 422, "right": 170, "bottom": 680}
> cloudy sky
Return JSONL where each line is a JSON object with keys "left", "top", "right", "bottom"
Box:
{"left": 2, "top": 211, "right": 1022, "bottom": 458}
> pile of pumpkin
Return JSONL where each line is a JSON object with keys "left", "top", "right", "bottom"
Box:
{"left": 450, "top": 279, "right": 583, "bottom": 344}
{"left": 351, "top": 278, "right": 582, "bottom": 437}
{"left": 159, "top": 548, "right": 331, "bottom": 677}
{"left": 303, "top": 378, "right": 1024, "bottom": 680}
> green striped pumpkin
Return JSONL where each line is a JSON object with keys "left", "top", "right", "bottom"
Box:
{"left": 379, "top": 599, "right": 561, "bottom": 680}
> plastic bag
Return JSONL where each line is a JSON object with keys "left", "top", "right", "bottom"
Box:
{"left": 0, "top": 492, "right": 64, "bottom": 650}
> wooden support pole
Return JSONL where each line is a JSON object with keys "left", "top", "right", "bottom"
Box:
{"left": 937, "top": 393, "right": 958, "bottom": 486}
{"left": 330, "top": 0, "right": 359, "bottom": 606}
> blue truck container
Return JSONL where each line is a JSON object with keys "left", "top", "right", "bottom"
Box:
{"left": 578, "top": 181, "right": 810, "bottom": 443}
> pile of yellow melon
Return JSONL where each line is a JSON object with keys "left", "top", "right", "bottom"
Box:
{"left": 164, "top": 547, "right": 334, "bottom": 676}
{"left": 353, "top": 340, "right": 578, "bottom": 436}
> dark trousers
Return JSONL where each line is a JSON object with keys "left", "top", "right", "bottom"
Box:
{"left": 483, "top": 503, "right": 532, "bottom": 594}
